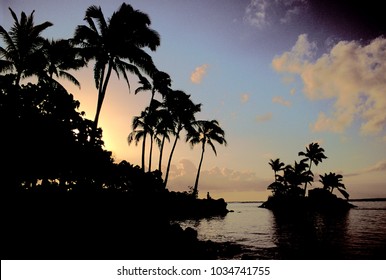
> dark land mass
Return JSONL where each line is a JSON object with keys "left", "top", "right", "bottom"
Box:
{"left": 260, "top": 188, "right": 355, "bottom": 213}
{"left": 0, "top": 75, "right": 238, "bottom": 260}
{"left": 349, "top": 198, "right": 386, "bottom": 202}
{"left": 1, "top": 191, "right": 241, "bottom": 260}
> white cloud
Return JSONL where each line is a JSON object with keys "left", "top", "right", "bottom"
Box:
{"left": 272, "top": 34, "right": 386, "bottom": 136}
{"left": 190, "top": 64, "right": 209, "bottom": 84}
{"left": 272, "top": 96, "right": 292, "bottom": 107}
{"left": 240, "top": 93, "right": 250, "bottom": 103}
{"left": 244, "top": 0, "right": 309, "bottom": 29}
{"left": 244, "top": 0, "right": 269, "bottom": 29}
{"left": 255, "top": 112, "right": 272, "bottom": 122}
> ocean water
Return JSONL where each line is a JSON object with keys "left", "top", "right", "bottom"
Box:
{"left": 177, "top": 201, "right": 386, "bottom": 259}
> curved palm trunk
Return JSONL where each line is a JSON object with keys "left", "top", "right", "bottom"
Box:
{"left": 148, "top": 134, "right": 154, "bottom": 172}
{"left": 164, "top": 130, "right": 180, "bottom": 186}
{"left": 158, "top": 134, "right": 166, "bottom": 173}
{"left": 94, "top": 62, "right": 113, "bottom": 129}
{"left": 193, "top": 142, "right": 205, "bottom": 198}
{"left": 15, "top": 70, "right": 22, "bottom": 86}
{"left": 141, "top": 133, "right": 147, "bottom": 172}
{"left": 303, "top": 160, "right": 312, "bottom": 197}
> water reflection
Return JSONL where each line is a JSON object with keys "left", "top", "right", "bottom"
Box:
{"left": 176, "top": 202, "right": 386, "bottom": 259}
{"left": 271, "top": 210, "right": 350, "bottom": 259}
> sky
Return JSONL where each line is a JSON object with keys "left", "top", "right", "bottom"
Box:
{"left": 1, "top": 0, "right": 386, "bottom": 201}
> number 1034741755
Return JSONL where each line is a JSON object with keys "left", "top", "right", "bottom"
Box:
{"left": 210, "top": 267, "right": 270, "bottom": 276}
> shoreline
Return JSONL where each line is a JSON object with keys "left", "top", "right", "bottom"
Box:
{"left": 227, "top": 198, "right": 386, "bottom": 204}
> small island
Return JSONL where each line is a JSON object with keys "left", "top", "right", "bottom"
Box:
{"left": 260, "top": 143, "right": 355, "bottom": 212}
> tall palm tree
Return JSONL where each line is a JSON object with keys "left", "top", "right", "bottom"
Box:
{"left": 0, "top": 8, "right": 53, "bottom": 85}
{"left": 39, "top": 39, "right": 85, "bottom": 88}
{"left": 269, "top": 158, "right": 285, "bottom": 182}
{"left": 298, "top": 142, "right": 327, "bottom": 196}
{"left": 73, "top": 3, "right": 160, "bottom": 129}
{"left": 267, "top": 158, "right": 286, "bottom": 196}
{"left": 128, "top": 110, "right": 149, "bottom": 172}
{"left": 153, "top": 108, "right": 174, "bottom": 173}
{"left": 127, "top": 100, "right": 161, "bottom": 172}
{"left": 163, "top": 90, "right": 201, "bottom": 186}
{"left": 187, "top": 120, "right": 227, "bottom": 198}
{"left": 319, "top": 172, "right": 349, "bottom": 199}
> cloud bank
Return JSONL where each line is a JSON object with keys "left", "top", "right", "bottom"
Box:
{"left": 167, "top": 159, "right": 268, "bottom": 193}
{"left": 272, "top": 34, "right": 386, "bottom": 135}
{"left": 244, "top": 0, "right": 308, "bottom": 29}
{"left": 190, "top": 64, "right": 209, "bottom": 84}
{"left": 346, "top": 159, "right": 386, "bottom": 177}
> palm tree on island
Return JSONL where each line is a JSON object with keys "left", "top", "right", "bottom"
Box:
{"left": 269, "top": 158, "right": 285, "bottom": 182}
{"left": 262, "top": 143, "right": 353, "bottom": 211}
{"left": 319, "top": 172, "right": 349, "bottom": 200}
{"left": 187, "top": 120, "right": 227, "bottom": 198}
{"left": 298, "top": 142, "right": 327, "bottom": 196}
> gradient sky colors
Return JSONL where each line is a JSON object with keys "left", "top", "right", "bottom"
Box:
{"left": 1, "top": 0, "right": 385, "bottom": 201}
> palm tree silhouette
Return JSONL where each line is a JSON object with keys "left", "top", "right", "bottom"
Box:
{"left": 269, "top": 158, "right": 285, "bottom": 182}
{"left": 128, "top": 102, "right": 159, "bottom": 172}
{"left": 39, "top": 39, "right": 85, "bottom": 88}
{"left": 73, "top": 3, "right": 160, "bottom": 129}
{"left": 187, "top": 120, "right": 227, "bottom": 198}
{"left": 319, "top": 172, "right": 349, "bottom": 200}
{"left": 153, "top": 108, "right": 174, "bottom": 173}
{"left": 0, "top": 8, "right": 52, "bottom": 85}
{"left": 284, "top": 160, "right": 313, "bottom": 190}
{"left": 163, "top": 90, "right": 201, "bottom": 186}
{"left": 298, "top": 142, "right": 327, "bottom": 196}
{"left": 136, "top": 70, "right": 172, "bottom": 106}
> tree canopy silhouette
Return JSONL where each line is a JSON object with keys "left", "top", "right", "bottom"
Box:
{"left": 0, "top": 8, "right": 53, "bottom": 85}
{"left": 187, "top": 120, "right": 227, "bottom": 198}
{"left": 73, "top": 3, "right": 160, "bottom": 129}
{"left": 263, "top": 143, "right": 351, "bottom": 211}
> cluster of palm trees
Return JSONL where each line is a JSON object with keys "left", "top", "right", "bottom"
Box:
{"left": 0, "top": 3, "right": 227, "bottom": 196}
{"left": 268, "top": 142, "right": 349, "bottom": 199}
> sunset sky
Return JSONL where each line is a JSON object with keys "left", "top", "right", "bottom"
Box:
{"left": 1, "top": 0, "right": 386, "bottom": 201}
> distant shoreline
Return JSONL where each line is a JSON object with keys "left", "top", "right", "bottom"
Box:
{"left": 349, "top": 198, "right": 386, "bottom": 202}
{"left": 228, "top": 198, "right": 386, "bottom": 204}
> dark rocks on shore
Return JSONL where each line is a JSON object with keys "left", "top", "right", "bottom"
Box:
{"left": 1, "top": 191, "right": 235, "bottom": 260}
{"left": 164, "top": 191, "right": 229, "bottom": 219}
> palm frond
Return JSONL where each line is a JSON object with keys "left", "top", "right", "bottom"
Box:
{"left": 85, "top": 6, "right": 107, "bottom": 35}
{"left": 8, "top": 8, "right": 19, "bottom": 27}
{"left": 207, "top": 140, "right": 218, "bottom": 156}
{"left": 93, "top": 59, "right": 106, "bottom": 89}
{"left": 58, "top": 71, "right": 81, "bottom": 88}
{"left": 0, "top": 26, "right": 16, "bottom": 53}
{"left": 0, "top": 59, "right": 14, "bottom": 73}
{"left": 135, "top": 75, "right": 151, "bottom": 94}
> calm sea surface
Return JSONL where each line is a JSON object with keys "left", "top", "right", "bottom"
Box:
{"left": 177, "top": 201, "right": 386, "bottom": 259}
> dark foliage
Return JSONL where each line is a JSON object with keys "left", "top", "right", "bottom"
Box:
{"left": 262, "top": 143, "right": 353, "bottom": 212}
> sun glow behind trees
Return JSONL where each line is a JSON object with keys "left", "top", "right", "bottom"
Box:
{"left": 1, "top": 1, "right": 386, "bottom": 201}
